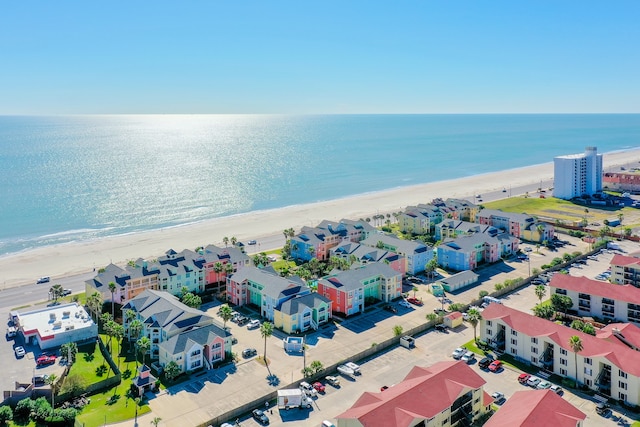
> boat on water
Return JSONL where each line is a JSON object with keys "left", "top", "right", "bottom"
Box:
{"left": 337, "top": 364, "right": 355, "bottom": 376}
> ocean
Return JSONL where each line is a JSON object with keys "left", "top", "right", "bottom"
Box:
{"left": 1, "top": 114, "right": 640, "bottom": 256}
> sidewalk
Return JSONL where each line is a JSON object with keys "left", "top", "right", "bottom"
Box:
{"left": 105, "top": 412, "right": 155, "bottom": 427}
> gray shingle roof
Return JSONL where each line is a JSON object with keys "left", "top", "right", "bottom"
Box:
{"left": 228, "top": 267, "right": 309, "bottom": 299}
{"left": 318, "top": 262, "right": 400, "bottom": 292}
{"left": 278, "top": 293, "right": 332, "bottom": 316}
{"left": 158, "top": 323, "right": 231, "bottom": 356}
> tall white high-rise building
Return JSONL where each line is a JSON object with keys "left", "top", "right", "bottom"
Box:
{"left": 553, "top": 146, "right": 602, "bottom": 200}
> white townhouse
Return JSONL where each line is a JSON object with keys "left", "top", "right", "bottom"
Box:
{"left": 481, "top": 303, "right": 640, "bottom": 406}
{"left": 550, "top": 274, "right": 640, "bottom": 324}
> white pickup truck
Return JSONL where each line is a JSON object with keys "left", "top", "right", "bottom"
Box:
{"left": 345, "top": 361, "right": 361, "bottom": 375}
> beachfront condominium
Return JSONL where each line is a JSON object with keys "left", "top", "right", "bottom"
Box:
{"left": 553, "top": 146, "right": 603, "bottom": 200}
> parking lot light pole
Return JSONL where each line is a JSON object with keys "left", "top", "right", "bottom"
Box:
{"left": 528, "top": 256, "right": 531, "bottom": 277}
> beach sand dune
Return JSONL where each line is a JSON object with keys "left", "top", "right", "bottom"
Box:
{"left": 1, "top": 150, "right": 638, "bottom": 289}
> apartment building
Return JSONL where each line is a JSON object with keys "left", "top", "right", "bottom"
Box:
{"left": 330, "top": 241, "right": 406, "bottom": 277}
{"left": 553, "top": 146, "right": 603, "bottom": 200}
{"left": 610, "top": 254, "right": 640, "bottom": 287}
{"left": 475, "top": 209, "right": 554, "bottom": 243}
{"left": 361, "top": 234, "right": 432, "bottom": 275}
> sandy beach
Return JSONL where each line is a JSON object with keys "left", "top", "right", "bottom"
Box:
{"left": 2, "top": 149, "right": 639, "bottom": 289}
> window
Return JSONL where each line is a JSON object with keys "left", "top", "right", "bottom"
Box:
{"left": 560, "top": 358, "right": 567, "bottom": 366}
{"left": 486, "top": 329, "right": 492, "bottom": 336}
{"left": 584, "top": 357, "right": 592, "bottom": 365}
{"left": 619, "top": 392, "right": 627, "bottom": 402}
{"left": 511, "top": 338, "right": 517, "bottom": 345}
{"left": 560, "top": 348, "right": 567, "bottom": 356}
{"left": 619, "top": 370, "right": 628, "bottom": 379}
{"left": 486, "top": 320, "right": 492, "bottom": 326}
{"left": 584, "top": 368, "right": 592, "bottom": 376}
{"left": 510, "top": 348, "right": 517, "bottom": 355}
{"left": 531, "top": 356, "right": 538, "bottom": 364}
{"left": 618, "top": 381, "right": 628, "bottom": 390}
{"left": 531, "top": 337, "right": 538, "bottom": 344}
{"left": 531, "top": 347, "right": 538, "bottom": 354}
{"left": 511, "top": 330, "right": 518, "bottom": 336}
{"left": 560, "top": 368, "right": 567, "bottom": 376}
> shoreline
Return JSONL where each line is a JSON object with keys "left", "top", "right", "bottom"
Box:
{"left": 2, "top": 148, "right": 639, "bottom": 289}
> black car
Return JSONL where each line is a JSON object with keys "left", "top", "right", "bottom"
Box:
{"left": 237, "top": 316, "right": 250, "bottom": 326}
{"left": 252, "top": 409, "right": 269, "bottom": 425}
{"left": 478, "top": 356, "right": 494, "bottom": 369}
{"left": 595, "top": 402, "right": 610, "bottom": 415}
{"left": 383, "top": 304, "right": 398, "bottom": 313}
{"left": 242, "top": 348, "right": 257, "bottom": 358}
{"left": 435, "top": 324, "right": 448, "bottom": 332}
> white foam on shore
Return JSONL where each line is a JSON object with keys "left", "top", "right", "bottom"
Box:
{"left": 1, "top": 148, "right": 638, "bottom": 289}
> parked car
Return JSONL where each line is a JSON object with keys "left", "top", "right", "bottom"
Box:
{"left": 383, "top": 304, "right": 398, "bottom": 313}
{"left": 247, "top": 319, "right": 261, "bottom": 329}
{"left": 451, "top": 348, "right": 466, "bottom": 360}
{"left": 435, "top": 324, "right": 447, "bottom": 332}
{"left": 488, "top": 360, "right": 503, "bottom": 372}
{"left": 518, "top": 373, "right": 531, "bottom": 384}
{"left": 299, "top": 381, "right": 318, "bottom": 397}
{"left": 380, "top": 385, "right": 389, "bottom": 391}
{"left": 312, "top": 382, "right": 326, "bottom": 393}
{"left": 398, "top": 300, "right": 412, "bottom": 309}
{"left": 461, "top": 351, "right": 475, "bottom": 364}
{"left": 325, "top": 376, "right": 340, "bottom": 387}
{"left": 33, "top": 374, "right": 50, "bottom": 386}
{"left": 242, "top": 348, "right": 257, "bottom": 358}
{"left": 36, "top": 354, "right": 56, "bottom": 366}
{"left": 252, "top": 409, "right": 269, "bottom": 425}
{"left": 537, "top": 380, "right": 552, "bottom": 390}
{"left": 550, "top": 385, "right": 563, "bottom": 394}
{"left": 491, "top": 391, "right": 506, "bottom": 404}
{"left": 595, "top": 402, "right": 610, "bottom": 415}
{"left": 6, "top": 326, "right": 17, "bottom": 338}
{"left": 62, "top": 288, "right": 72, "bottom": 296}
{"left": 478, "top": 356, "right": 494, "bottom": 369}
{"left": 406, "top": 297, "right": 423, "bottom": 306}
{"left": 248, "top": 240, "right": 257, "bottom": 245}
{"left": 14, "top": 346, "right": 26, "bottom": 358}
{"left": 36, "top": 276, "right": 50, "bottom": 284}
{"left": 526, "top": 376, "right": 541, "bottom": 388}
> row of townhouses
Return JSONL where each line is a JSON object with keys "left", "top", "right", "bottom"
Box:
{"left": 86, "top": 245, "right": 251, "bottom": 303}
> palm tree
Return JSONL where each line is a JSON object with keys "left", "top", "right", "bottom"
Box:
{"left": 129, "top": 319, "right": 143, "bottom": 344}
{"left": 150, "top": 417, "right": 162, "bottom": 427}
{"left": 534, "top": 285, "right": 546, "bottom": 304}
{"left": 223, "top": 236, "right": 229, "bottom": 247}
{"left": 569, "top": 335, "right": 583, "bottom": 387}
{"left": 231, "top": 236, "right": 237, "bottom": 246}
{"left": 49, "top": 284, "right": 64, "bottom": 303}
{"left": 219, "top": 304, "right": 233, "bottom": 329}
{"left": 87, "top": 291, "right": 103, "bottom": 322}
{"left": 260, "top": 321, "right": 274, "bottom": 367}
{"left": 466, "top": 308, "right": 482, "bottom": 343}
{"left": 412, "top": 286, "right": 418, "bottom": 298}
{"left": 213, "top": 262, "right": 223, "bottom": 282}
{"left": 137, "top": 336, "right": 151, "bottom": 367}
{"left": 108, "top": 281, "right": 117, "bottom": 318}
{"left": 45, "top": 373, "right": 58, "bottom": 408}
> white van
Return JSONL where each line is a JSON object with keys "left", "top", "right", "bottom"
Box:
{"left": 322, "top": 421, "right": 336, "bottom": 427}
{"left": 482, "top": 296, "right": 502, "bottom": 306}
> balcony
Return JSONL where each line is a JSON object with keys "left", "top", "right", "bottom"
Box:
{"left": 542, "top": 345, "right": 554, "bottom": 369}
{"left": 596, "top": 365, "right": 612, "bottom": 395}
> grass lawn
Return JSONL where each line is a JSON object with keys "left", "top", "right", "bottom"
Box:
{"left": 74, "top": 336, "right": 150, "bottom": 426}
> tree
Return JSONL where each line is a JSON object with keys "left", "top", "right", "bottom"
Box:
{"left": 61, "top": 342, "right": 78, "bottom": 364}
{"left": 310, "top": 360, "right": 324, "bottom": 373}
{"left": 466, "top": 308, "right": 482, "bottom": 342}
{"left": 534, "top": 285, "right": 546, "bottom": 304}
{"left": 128, "top": 319, "right": 143, "bottom": 343}
{"left": 425, "top": 258, "right": 438, "bottom": 279}
{"left": 393, "top": 325, "right": 403, "bottom": 337}
{"left": 164, "top": 361, "right": 181, "bottom": 381}
{"left": 425, "top": 313, "right": 438, "bottom": 322}
{"left": 569, "top": 335, "right": 583, "bottom": 387}
{"left": 86, "top": 291, "right": 103, "bottom": 322}
{"left": 223, "top": 236, "right": 229, "bottom": 247}
{"left": 213, "top": 262, "right": 223, "bottom": 281}
{"left": 260, "top": 321, "right": 274, "bottom": 365}
{"left": 231, "top": 236, "right": 237, "bottom": 246}
{"left": 108, "top": 281, "right": 117, "bottom": 318}
{"left": 137, "top": 336, "right": 151, "bottom": 366}
{"left": 376, "top": 240, "right": 385, "bottom": 249}
{"left": 219, "top": 304, "right": 233, "bottom": 329}
{"left": 624, "top": 227, "right": 633, "bottom": 238}
{"left": 181, "top": 292, "right": 202, "bottom": 308}
{"left": 49, "top": 284, "right": 64, "bottom": 303}
{"left": 45, "top": 374, "right": 58, "bottom": 409}
{"left": 478, "top": 290, "right": 489, "bottom": 299}
{"left": 412, "top": 286, "right": 418, "bottom": 298}
{"left": 551, "top": 293, "right": 573, "bottom": 316}
{"left": 59, "top": 374, "right": 87, "bottom": 397}
{"left": 0, "top": 405, "right": 13, "bottom": 425}
{"left": 151, "top": 416, "right": 162, "bottom": 427}
{"left": 533, "top": 304, "right": 555, "bottom": 320}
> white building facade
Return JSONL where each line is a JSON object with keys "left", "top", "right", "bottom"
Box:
{"left": 553, "top": 146, "right": 603, "bottom": 200}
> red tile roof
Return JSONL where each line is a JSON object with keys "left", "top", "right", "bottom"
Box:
{"left": 611, "top": 254, "right": 640, "bottom": 267}
{"left": 336, "top": 361, "right": 486, "bottom": 426}
{"left": 482, "top": 303, "right": 640, "bottom": 377}
{"left": 597, "top": 323, "right": 640, "bottom": 349}
{"left": 549, "top": 274, "right": 640, "bottom": 305}
{"left": 446, "top": 311, "right": 463, "bottom": 320}
{"left": 484, "top": 390, "right": 585, "bottom": 427}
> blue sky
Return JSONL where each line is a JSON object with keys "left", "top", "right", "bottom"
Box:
{"left": 1, "top": 1, "right": 639, "bottom": 114}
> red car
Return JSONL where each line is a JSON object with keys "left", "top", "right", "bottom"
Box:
{"left": 406, "top": 297, "right": 423, "bottom": 306}
{"left": 518, "top": 373, "right": 531, "bottom": 384}
{"left": 312, "top": 382, "right": 325, "bottom": 393}
{"left": 36, "top": 354, "right": 56, "bottom": 366}
{"left": 488, "top": 360, "right": 503, "bottom": 372}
